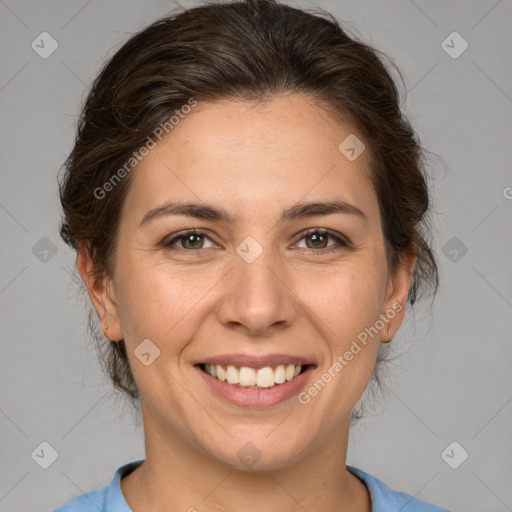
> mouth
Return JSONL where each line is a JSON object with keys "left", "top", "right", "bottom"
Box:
{"left": 193, "top": 353, "right": 317, "bottom": 407}
{"left": 197, "top": 363, "right": 313, "bottom": 389}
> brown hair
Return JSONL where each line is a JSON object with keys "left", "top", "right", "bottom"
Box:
{"left": 58, "top": 0, "right": 439, "bottom": 419}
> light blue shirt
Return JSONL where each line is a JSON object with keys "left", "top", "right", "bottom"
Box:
{"left": 52, "top": 459, "right": 451, "bottom": 511}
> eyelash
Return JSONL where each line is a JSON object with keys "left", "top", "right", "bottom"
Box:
{"left": 162, "top": 228, "right": 350, "bottom": 254}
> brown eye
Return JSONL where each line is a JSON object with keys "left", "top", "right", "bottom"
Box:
{"left": 304, "top": 232, "right": 329, "bottom": 249}
{"left": 295, "top": 229, "right": 349, "bottom": 252}
{"left": 163, "top": 229, "right": 214, "bottom": 250}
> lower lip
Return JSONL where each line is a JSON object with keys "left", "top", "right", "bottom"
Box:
{"left": 195, "top": 365, "right": 316, "bottom": 408}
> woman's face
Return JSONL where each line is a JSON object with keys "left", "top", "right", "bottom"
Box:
{"left": 80, "top": 94, "right": 414, "bottom": 470}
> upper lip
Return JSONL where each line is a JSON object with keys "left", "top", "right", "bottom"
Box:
{"left": 196, "top": 354, "right": 316, "bottom": 368}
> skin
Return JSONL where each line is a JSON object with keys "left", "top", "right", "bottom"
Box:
{"left": 78, "top": 93, "right": 415, "bottom": 512}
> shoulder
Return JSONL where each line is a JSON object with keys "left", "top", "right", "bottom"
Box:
{"left": 51, "top": 460, "right": 145, "bottom": 512}
{"left": 347, "top": 465, "right": 452, "bottom": 512}
{"left": 52, "top": 487, "right": 107, "bottom": 512}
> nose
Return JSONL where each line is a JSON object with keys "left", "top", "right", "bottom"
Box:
{"left": 215, "top": 247, "right": 297, "bottom": 337}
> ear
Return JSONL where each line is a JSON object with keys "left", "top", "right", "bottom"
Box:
{"left": 76, "top": 244, "right": 124, "bottom": 342}
{"left": 380, "top": 248, "right": 416, "bottom": 343}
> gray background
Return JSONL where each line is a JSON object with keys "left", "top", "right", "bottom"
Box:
{"left": 1, "top": 1, "right": 511, "bottom": 511}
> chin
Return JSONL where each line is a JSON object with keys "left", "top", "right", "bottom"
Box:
{"left": 203, "top": 433, "right": 308, "bottom": 472}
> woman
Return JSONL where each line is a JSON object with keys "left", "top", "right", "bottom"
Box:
{"left": 54, "top": 0, "right": 450, "bottom": 510}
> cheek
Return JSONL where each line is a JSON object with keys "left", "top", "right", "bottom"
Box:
{"left": 298, "top": 260, "right": 385, "bottom": 344}
{"left": 117, "top": 260, "right": 219, "bottom": 347}
{"left": 309, "top": 268, "right": 384, "bottom": 391}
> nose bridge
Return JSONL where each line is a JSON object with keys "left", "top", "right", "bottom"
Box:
{"left": 216, "top": 236, "right": 297, "bottom": 335}
{"left": 237, "top": 242, "right": 281, "bottom": 299}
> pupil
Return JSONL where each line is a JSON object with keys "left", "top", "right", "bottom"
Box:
{"left": 185, "top": 234, "right": 202, "bottom": 248}
{"left": 308, "top": 233, "right": 326, "bottom": 248}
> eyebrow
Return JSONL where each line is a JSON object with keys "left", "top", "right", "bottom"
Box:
{"left": 139, "top": 199, "right": 369, "bottom": 228}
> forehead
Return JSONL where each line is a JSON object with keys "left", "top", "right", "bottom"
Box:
{"left": 122, "top": 94, "right": 379, "bottom": 226}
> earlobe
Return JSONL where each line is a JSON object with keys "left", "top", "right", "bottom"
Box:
{"left": 76, "top": 246, "right": 123, "bottom": 341}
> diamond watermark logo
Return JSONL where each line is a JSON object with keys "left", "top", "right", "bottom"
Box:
{"left": 441, "top": 441, "right": 468, "bottom": 469}
{"left": 236, "top": 236, "right": 263, "bottom": 263}
{"left": 134, "top": 338, "right": 161, "bottom": 366}
{"left": 338, "top": 134, "right": 366, "bottom": 161}
{"left": 32, "top": 237, "right": 58, "bottom": 263}
{"left": 442, "top": 236, "right": 468, "bottom": 263}
{"left": 441, "top": 32, "right": 468, "bottom": 59}
{"left": 31, "top": 441, "right": 59, "bottom": 469}
{"left": 31, "top": 32, "right": 59, "bottom": 59}
{"left": 237, "top": 442, "right": 262, "bottom": 468}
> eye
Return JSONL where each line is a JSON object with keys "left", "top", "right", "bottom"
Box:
{"left": 294, "top": 228, "right": 349, "bottom": 253}
{"left": 162, "top": 229, "right": 216, "bottom": 250}
{"left": 162, "top": 228, "right": 350, "bottom": 253}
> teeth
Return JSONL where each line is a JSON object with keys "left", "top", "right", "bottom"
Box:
{"left": 226, "top": 365, "right": 239, "bottom": 384}
{"left": 204, "top": 363, "right": 304, "bottom": 388}
{"left": 285, "top": 364, "right": 295, "bottom": 381}
{"left": 256, "top": 367, "right": 274, "bottom": 388}
{"left": 239, "top": 366, "right": 256, "bottom": 386}
{"left": 274, "top": 365, "right": 286, "bottom": 384}
{"left": 217, "top": 365, "right": 226, "bottom": 382}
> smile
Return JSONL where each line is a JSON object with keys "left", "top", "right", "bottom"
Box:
{"left": 200, "top": 363, "right": 307, "bottom": 389}
{"left": 196, "top": 360, "right": 316, "bottom": 408}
